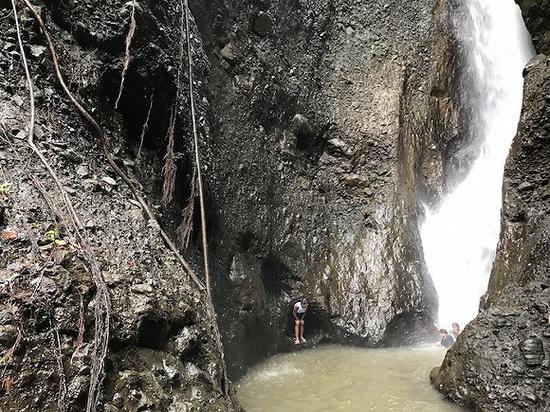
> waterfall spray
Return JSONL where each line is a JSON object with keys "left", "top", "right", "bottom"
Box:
{"left": 420, "top": 0, "right": 534, "bottom": 329}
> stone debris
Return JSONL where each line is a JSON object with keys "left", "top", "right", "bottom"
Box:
{"left": 519, "top": 337, "right": 545, "bottom": 366}
{"left": 101, "top": 176, "right": 117, "bottom": 186}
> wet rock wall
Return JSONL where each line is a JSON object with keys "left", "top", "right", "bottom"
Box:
{"left": 0, "top": 0, "right": 470, "bottom": 409}
{"left": 0, "top": 1, "right": 234, "bottom": 411}
{"left": 196, "top": 0, "right": 467, "bottom": 377}
{"left": 516, "top": 0, "right": 550, "bottom": 55}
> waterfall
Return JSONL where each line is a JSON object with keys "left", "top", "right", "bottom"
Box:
{"left": 420, "top": 0, "right": 535, "bottom": 330}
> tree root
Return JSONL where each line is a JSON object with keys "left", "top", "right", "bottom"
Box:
{"left": 176, "top": 37, "right": 197, "bottom": 251}
{"left": 162, "top": 0, "right": 187, "bottom": 208}
{"left": 18, "top": 0, "right": 236, "bottom": 410}
{"left": 114, "top": 0, "right": 136, "bottom": 109}
{"left": 161, "top": 106, "right": 177, "bottom": 206}
{"left": 0, "top": 325, "right": 22, "bottom": 371}
{"left": 183, "top": 0, "right": 238, "bottom": 408}
{"left": 50, "top": 318, "right": 68, "bottom": 411}
{"left": 19, "top": 0, "right": 205, "bottom": 293}
{"left": 136, "top": 89, "right": 154, "bottom": 161}
{"left": 182, "top": 0, "right": 211, "bottom": 302}
{"left": 0, "top": 298, "right": 23, "bottom": 376}
{"left": 177, "top": 192, "right": 195, "bottom": 249}
{"left": 71, "top": 289, "right": 86, "bottom": 364}
{"left": 14, "top": 2, "right": 110, "bottom": 411}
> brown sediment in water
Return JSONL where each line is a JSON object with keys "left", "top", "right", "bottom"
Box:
{"left": 237, "top": 345, "right": 465, "bottom": 412}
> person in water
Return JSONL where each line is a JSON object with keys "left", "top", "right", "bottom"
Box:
{"left": 438, "top": 329, "right": 455, "bottom": 348}
{"left": 451, "top": 322, "right": 461, "bottom": 339}
{"left": 293, "top": 297, "right": 309, "bottom": 345}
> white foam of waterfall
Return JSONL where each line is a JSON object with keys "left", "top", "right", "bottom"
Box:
{"left": 420, "top": 0, "right": 535, "bottom": 330}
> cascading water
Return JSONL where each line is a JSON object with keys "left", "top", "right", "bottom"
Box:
{"left": 421, "top": 0, "right": 535, "bottom": 330}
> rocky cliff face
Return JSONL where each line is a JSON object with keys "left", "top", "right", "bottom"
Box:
{"left": 197, "top": 0, "right": 467, "bottom": 378}
{"left": 0, "top": 1, "right": 235, "bottom": 411}
{"left": 516, "top": 0, "right": 550, "bottom": 55}
{"left": 0, "top": 0, "right": 466, "bottom": 409}
{"left": 433, "top": 7, "right": 550, "bottom": 412}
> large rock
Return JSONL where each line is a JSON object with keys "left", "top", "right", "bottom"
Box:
{"left": 516, "top": 0, "right": 550, "bottom": 55}
{"left": 194, "top": 0, "right": 465, "bottom": 377}
{"left": 434, "top": 53, "right": 550, "bottom": 412}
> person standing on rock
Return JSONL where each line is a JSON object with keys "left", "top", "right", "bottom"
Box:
{"left": 293, "top": 297, "right": 309, "bottom": 345}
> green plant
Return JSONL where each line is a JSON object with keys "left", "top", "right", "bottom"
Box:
{"left": 0, "top": 182, "right": 12, "bottom": 201}
{"left": 43, "top": 229, "right": 67, "bottom": 246}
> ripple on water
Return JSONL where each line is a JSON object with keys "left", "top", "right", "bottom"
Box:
{"left": 253, "top": 360, "right": 304, "bottom": 381}
{"left": 237, "top": 345, "right": 465, "bottom": 412}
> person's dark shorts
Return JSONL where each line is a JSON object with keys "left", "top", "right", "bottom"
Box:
{"left": 295, "top": 312, "right": 306, "bottom": 321}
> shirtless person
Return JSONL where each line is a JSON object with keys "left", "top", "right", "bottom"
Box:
{"left": 293, "top": 297, "right": 309, "bottom": 345}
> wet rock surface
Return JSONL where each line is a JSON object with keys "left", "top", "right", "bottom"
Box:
{"left": 435, "top": 281, "right": 550, "bottom": 411}
{"left": 0, "top": 0, "right": 469, "bottom": 409}
{"left": 0, "top": 1, "right": 234, "bottom": 411}
{"left": 516, "top": 0, "right": 550, "bottom": 55}
{"left": 434, "top": 47, "right": 550, "bottom": 412}
{"left": 197, "top": 0, "right": 465, "bottom": 378}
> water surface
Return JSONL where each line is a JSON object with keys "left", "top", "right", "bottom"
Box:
{"left": 237, "top": 345, "right": 464, "bottom": 412}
